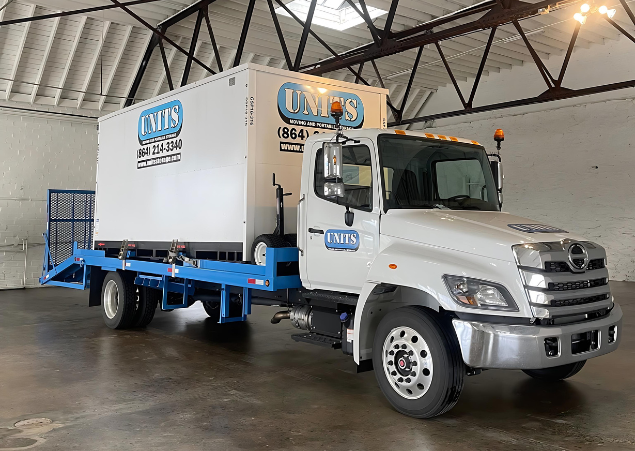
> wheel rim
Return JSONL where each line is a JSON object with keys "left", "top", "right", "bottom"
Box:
{"left": 104, "top": 280, "right": 119, "bottom": 319}
{"left": 382, "top": 326, "right": 433, "bottom": 399}
{"left": 254, "top": 241, "right": 267, "bottom": 266}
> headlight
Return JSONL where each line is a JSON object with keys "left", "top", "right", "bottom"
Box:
{"left": 443, "top": 275, "right": 518, "bottom": 311}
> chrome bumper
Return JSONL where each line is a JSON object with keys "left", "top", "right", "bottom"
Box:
{"left": 452, "top": 303, "right": 622, "bottom": 370}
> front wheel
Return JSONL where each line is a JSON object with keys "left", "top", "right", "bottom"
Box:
{"left": 523, "top": 361, "right": 586, "bottom": 381}
{"left": 373, "top": 307, "right": 465, "bottom": 418}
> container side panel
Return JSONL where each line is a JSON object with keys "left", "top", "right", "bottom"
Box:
{"left": 95, "top": 71, "right": 249, "bottom": 245}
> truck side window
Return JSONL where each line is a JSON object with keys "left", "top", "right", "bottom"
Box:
{"left": 314, "top": 144, "right": 373, "bottom": 211}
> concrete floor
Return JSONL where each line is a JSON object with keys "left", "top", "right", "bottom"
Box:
{"left": 0, "top": 282, "right": 633, "bottom": 451}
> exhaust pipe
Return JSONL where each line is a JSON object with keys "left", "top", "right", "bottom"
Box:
{"left": 271, "top": 311, "right": 290, "bottom": 324}
{"left": 271, "top": 305, "right": 313, "bottom": 329}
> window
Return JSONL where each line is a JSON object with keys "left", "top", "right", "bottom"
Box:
{"left": 434, "top": 159, "right": 489, "bottom": 201}
{"left": 378, "top": 135, "right": 499, "bottom": 212}
{"left": 315, "top": 144, "right": 373, "bottom": 211}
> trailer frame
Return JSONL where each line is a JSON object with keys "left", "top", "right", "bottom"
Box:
{"left": 40, "top": 189, "right": 302, "bottom": 323}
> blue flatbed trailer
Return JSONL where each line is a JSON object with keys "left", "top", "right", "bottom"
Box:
{"left": 40, "top": 189, "right": 302, "bottom": 323}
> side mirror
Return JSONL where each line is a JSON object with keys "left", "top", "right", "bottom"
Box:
{"left": 323, "top": 142, "right": 344, "bottom": 198}
{"left": 490, "top": 160, "right": 503, "bottom": 191}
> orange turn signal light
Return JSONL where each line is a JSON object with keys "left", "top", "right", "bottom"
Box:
{"left": 389, "top": 264, "right": 397, "bottom": 269}
{"left": 395, "top": 130, "right": 406, "bottom": 135}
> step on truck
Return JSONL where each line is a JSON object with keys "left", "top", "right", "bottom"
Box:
{"left": 41, "top": 63, "right": 622, "bottom": 418}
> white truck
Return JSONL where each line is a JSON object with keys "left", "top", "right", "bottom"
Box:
{"left": 42, "top": 64, "right": 622, "bottom": 418}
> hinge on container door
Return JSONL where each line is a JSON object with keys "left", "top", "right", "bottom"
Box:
{"left": 118, "top": 239, "right": 129, "bottom": 260}
{"left": 297, "top": 195, "right": 305, "bottom": 256}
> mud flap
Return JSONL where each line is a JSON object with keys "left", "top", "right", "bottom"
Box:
{"left": 88, "top": 267, "right": 106, "bottom": 307}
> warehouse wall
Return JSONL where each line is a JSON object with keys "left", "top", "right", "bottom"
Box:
{"left": 415, "top": 36, "right": 635, "bottom": 281}
{"left": 0, "top": 107, "right": 97, "bottom": 289}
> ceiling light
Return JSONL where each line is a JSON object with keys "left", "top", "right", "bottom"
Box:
{"left": 276, "top": 0, "right": 387, "bottom": 31}
{"left": 607, "top": 8, "right": 616, "bottom": 17}
{"left": 599, "top": 5, "right": 608, "bottom": 13}
{"left": 573, "top": 12, "right": 587, "bottom": 24}
{"left": 580, "top": 3, "right": 590, "bottom": 12}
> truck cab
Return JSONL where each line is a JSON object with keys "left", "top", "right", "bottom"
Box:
{"left": 292, "top": 127, "right": 622, "bottom": 418}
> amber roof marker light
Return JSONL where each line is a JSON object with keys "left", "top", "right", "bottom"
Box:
{"left": 494, "top": 129, "right": 505, "bottom": 151}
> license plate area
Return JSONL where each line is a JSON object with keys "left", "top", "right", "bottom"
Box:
{"left": 571, "top": 330, "right": 599, "bottom": 354}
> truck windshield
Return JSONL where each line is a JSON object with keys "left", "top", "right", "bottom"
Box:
{"left": 378, "top": 134, "right": 499, "bottom": 212}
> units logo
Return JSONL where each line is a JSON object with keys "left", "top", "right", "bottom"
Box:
{"left": 325, "top": 229, "right": 360, "bottom": 251}
{"left": 138, "top": 100, "right": 183, "bottom": 145}
{"left": 277, "top": 82, "right": 364, "bottom": 130}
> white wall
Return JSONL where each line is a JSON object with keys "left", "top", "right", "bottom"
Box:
{"left": 416, "top": 36, "right": 635, "bottom": 281}
{"left": 0, "top": 106, "right": 97, "bottom": 289}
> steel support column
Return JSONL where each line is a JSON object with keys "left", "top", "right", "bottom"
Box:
{"left": 234, "top": 0, "right": 257, "bottom": 67}
{"left": 181, "top": 9, "right": 204, "bottom": 86}
{"left": 294, "top": 0, "right": 318, "bottom": 70}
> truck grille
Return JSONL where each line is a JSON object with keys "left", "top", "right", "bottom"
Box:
{"left": 548, "top": 278, "right": 607, "bottom": 291}
{"left": 545, "top": 259, "right": 605, "bottom": 273}
{"left": 551, "top": 293, "right": 610, "bottom": 307}
{"left": 514, "top": 240, "right": 612, "bottom": 323}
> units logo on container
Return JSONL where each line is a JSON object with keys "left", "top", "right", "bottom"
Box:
{"left": 325, "top": 229, "right": 360, "bottom": 251}
{"left": 277, "top": 82, "right": 364, "bottom": 130}
{"left": 138, "top": 100, "right": 183, "bottom": 145}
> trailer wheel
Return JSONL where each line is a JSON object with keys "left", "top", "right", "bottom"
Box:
{"left": 133, "top": 287, "right": 160, "bottom": 328}
{"left": 202, "top": 300, "right": 219, "bottom": 317}
{"left": 101, "top": 271, "right": 137, "bottom": 329}
{"left": 522, "top": 361, "right": 586, "bottom": 381}
{"left": 373, "top": 307, "right": 465, "bottom": 418}
{"left": 283, "top": 233, "right": 297, "bottom": 247}
{"left": 251, "top": 234, "right": 288, "bottom": 266}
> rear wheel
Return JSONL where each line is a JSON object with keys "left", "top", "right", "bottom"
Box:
{"left": 101, "top": 272, "right": 137, "bottom": 329}
{"left": 251, "top": 234, "right": 288, "bottom": 266}
{"left": 373, "top": 307, "right": 465, "bottom": 418}
{"left": 523, "top": 361, "right": 586, "bottom": 381}
{"left": 133, "top": 287, "right": 159, "bottom": 327}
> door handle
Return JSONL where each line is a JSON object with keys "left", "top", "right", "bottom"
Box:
{"left": 308, "top": 228, "right": 324, "bottom": 234}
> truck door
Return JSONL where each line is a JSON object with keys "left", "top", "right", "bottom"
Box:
{"left": 303, "top": 138, "right": 380, "bottom": 293}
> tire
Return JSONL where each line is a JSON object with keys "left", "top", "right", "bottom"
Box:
{"left": 373, "top": 307, "right": 465, "bottom": 418}
{"left": 284, "top": 233, "right": 297, "bottom": 247}
{"left": 523, "top": 361, "right": 586, "bottom": 381}
{"left": 251, "top": 234, "right": 288, "bottom": 266}
{"left": 101, "top": 271, "right": 137, "bottom": 330}
{"left": 133, "top": 286, "right": 159, "bottom": 328}
{"left": 202, "top": 300, "right": 219, "bottom": 317}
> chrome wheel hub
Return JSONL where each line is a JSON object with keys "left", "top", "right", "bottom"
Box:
{"left": 382, "top": 326, "right": 433, "bottom": 399}
{"left": 103, "top": 280, "right": 119, "bottom": 319}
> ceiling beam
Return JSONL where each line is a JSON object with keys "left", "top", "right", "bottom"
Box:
{"left": 99, "top": 25, "right": 132, "bottom": 111}
{"left": 121, "top": 30, "right": 153, "bottom": 108}
{"left": 0, "top": 0, "right": 164, "bottom": 27}
{"left": 198, "top": 43, "right": 217, "bottom": 81}
{"left": 6, "top": 3, "right": 35, "bottom": 101}
{"left": 31, "top": 14, "right": 60, "bottom": 104}
{"left": 153, "top": 36, "right": 183, "bottom": 97}
{"left": 55, "top": 15, "right": 86, "bottom": 107}
{"left": 300, "top": 0, "right": 579, "bottom": 75}
{"left": 78, "top": 21, "right": 111, "bottom": 109}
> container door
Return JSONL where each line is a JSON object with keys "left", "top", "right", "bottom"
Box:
{"left": 303, "top": 138, "right": 380, "bottom": 293}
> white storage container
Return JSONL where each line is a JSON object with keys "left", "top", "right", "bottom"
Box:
{"left": 95, "top": 63, "right": 387, "bottom": 260}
